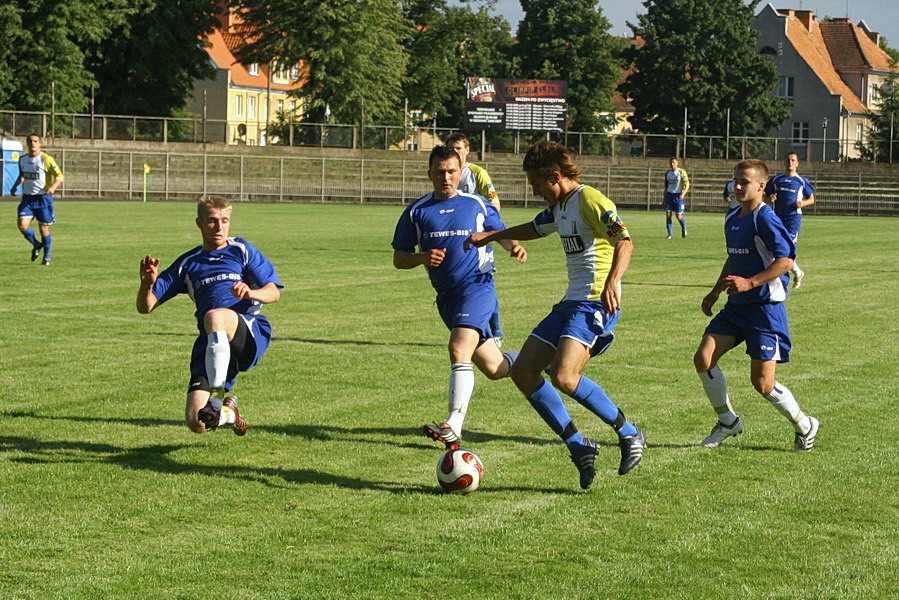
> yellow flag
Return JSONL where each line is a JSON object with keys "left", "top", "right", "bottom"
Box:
{"left": 143, "top": 163, "right": 151, "bottom": 174}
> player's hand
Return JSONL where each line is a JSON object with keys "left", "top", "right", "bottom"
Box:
{"left": 463, "top": 231, "right": 490, "bottom": 251}
{"left": 139, "top": 255, "right": 159, "bottom": 283}
{"left": 602, "top": 283, "right": 622, "bottom": 315}
{"left": 423, "top": 248, "right": 446, "bottom": 267}
{"left": 231, "top": 281, "right": 253, "bottom": 299}
{"left": 722, "top": 275, "right": 753, "bottom": 295}
{"left": 9, "top": 186, "right": 17, "bottom": 195}
{"left": 508, "top": 244, "right": 527, "bottom": 263}
{"left": 701, "top": 290, "right": 720, "bottom": 316}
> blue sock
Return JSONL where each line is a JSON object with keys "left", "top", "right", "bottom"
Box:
{"left": 527, "top": 380, "right": 576, "bottom": 439}
{"left": 666, "top": 218, "right": 673, "bottom": 237}
{"left": 679, "top": 218, "right": 687, "bottom": 235}
{"left": 22, "top": 228, "right": 40, "bottom": 247}
{"left": 42, "top": 234, "right": 52, "bottom": 259}
{"left": 572, "top": 376, "right": 637, "bottom": 438}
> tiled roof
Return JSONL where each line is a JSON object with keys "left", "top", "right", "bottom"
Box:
{"left": 819, "top": 18, "right": 894, "bottom": 72}
{"left": 202, "top": 25, "right": 304, "bottom": 92}
{"left": 781, "top": 10, "right": 868, "bottom": 112}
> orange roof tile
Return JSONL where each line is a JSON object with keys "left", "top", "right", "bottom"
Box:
{"left": 202, "top": 26, "right": 303, "bottom": 92}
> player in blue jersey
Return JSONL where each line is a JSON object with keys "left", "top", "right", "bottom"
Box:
{"left": 10, "top": 134, "right": 63, "bottom": 266}
{"left": 392, "top": 145, "right": 526, "bottom": 450}
{"left": 722, "top": 179, "right": 740, "bottom": 211}
{"left": 137, "top": 196, "right": 283, "bottom": 435}
{"left": 765, "top": 152, "right": 816, "bottom": 288}
{"left": 694, "top": 159, "right": 819, "bottom": 451}
{"left": 663, "top": 157, "right": 689, "bottom": 238}
{"left": 465, "top": 141, "right": 646, "bottom": 489}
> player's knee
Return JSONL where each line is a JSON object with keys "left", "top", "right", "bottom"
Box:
{"left": 550, "top": 371, "right": 579, "bottom": 395}
{"left": 186, "top": 418, "right": 206, "bottom": 434}
{"left": 694, "top": 351, "right": 712, "bottom": 373}
{"left": 751, "top": 377, "right": 775, "bottom": 396}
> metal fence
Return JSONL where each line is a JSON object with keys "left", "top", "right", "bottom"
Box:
{"left": 2, "top": 109, "right": 895, "bottom": 163}
{"left": 12, "top": 148, "right": 897, "bottom": 216}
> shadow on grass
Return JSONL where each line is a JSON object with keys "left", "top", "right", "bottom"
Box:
{"left": 0, "top": 435, "right": 580, "bottom": 495}
{"left": 146, "top": 331, "right": 442, "bottom": 348}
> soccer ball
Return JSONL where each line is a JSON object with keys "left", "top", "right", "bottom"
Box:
{"left": 436, "top": 449, "right": 484, "bottom": 494}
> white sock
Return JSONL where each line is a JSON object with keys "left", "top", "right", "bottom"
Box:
{"left": 205, "top": 331, "right": 230, "bottom": 389}
{"left": 219, "top": 403, "right": 235, "bottom": 426}
{"left": 765, "top": 382, "right": 807, "bottom": 432}
{"left": 446, "top": 363, "right": 474, "bottom": 434}
{"left": 699, "top": 366, "right": 738, "bottom": 424}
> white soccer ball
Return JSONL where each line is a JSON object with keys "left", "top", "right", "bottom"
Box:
{"left": 436, "top": 448, "right": 484, "bottom": 494}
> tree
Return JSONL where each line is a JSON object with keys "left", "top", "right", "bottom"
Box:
{"left": 232, "top": 0, "right": 410, "bottom": 126}
{"left": 515, "top": 0, "right": 624, "bottom": 133}
{"left": 0, "top": 0, "right": 133, "bottom": 113}
{"left": 859, "top": 69, "right": 899, "bottom": 162}
{"left": 84, "top": 0, "right": 219, "bottom": 117}
{"left": 620, "top": 0, "right": 790, "bottom": 144}
{"left": 404, "top": 4, "right": 515, "bottom": 127}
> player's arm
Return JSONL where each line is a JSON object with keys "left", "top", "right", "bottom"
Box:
{"left": 798, "top": 192, "right": 815, "bottom": 209}
{"left": 602, "top": 237, "right": 633, "bottom": 315}
{"left": 464, "top": 222, "right": 540, "bottom": 250}
{"left": 680, "top": 170, "right": 690, "bottom": 199}
{"left": 496, "top": 238, "right": 527, "bottom": 263}
{"left": 9, "top": 165, "right": 24, "bottom": 195}
{"left": 393, "top": 248, "right": 446, "bottom": 269}
{"left": 723, "top": 257, "right": 793, "bottom": 296}
{"left": 232, "top": 281, "right": 280, "bottom": 303}
{"left": 136, "top": 255, "right": 161, "bottom": 313}
{"left": 45, "top": 155, "right": 63, "bottom": 195}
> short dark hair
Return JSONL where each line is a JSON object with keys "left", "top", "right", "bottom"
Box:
{"left": 429, "top": 145, "right": 461, "bottom": 170}
{"left": 197, "top": 195, "right": 232, "bottom": 218}
{"left": 522, "top": 140, "right": 581, "bottom": 182}
{"left": 735, "top": 159, "right": 768, "bottom": 180}
{"left": 443, "top": 133, "right": 470, "bottom": 148}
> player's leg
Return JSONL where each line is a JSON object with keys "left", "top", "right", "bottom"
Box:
{"left": 677, "top": 209, "right": 687, "bottom": 238}
{"left": 665, "top": 207, "right": 674, "bottom": 238}
{"left": 694, "top": 331, "right": 742, "bottom": 447}
{"left": 38, "top": 223, "right": 51, "bottom": 264}
{"left": 440, "top": 326, "right": 481, "bottom": 443}
{"left": 17, "top": 207, "right": 42, "bottom": 260}
{"left": 788, "top": 223, "right": 804, "bottom": 288}
{"left": 203, "top": 308, "right": 240, "bottom": 399}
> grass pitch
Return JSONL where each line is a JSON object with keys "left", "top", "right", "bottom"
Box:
{"left": 0, "top": 201, "right": 896, "bottom": 600}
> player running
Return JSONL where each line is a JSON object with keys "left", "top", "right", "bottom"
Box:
{"left": 765, "top": 152, "right": 816, "bottom": 288}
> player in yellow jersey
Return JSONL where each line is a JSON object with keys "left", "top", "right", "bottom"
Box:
{"left": 11, "top": 134, "right": 63, "bottom": 265}
{"left": 465, "top": 141, "right": 646, "bottom": 489}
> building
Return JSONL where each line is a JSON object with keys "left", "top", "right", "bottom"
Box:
{"left": 188, "top": 6, "right": 304, "bottom": 145}
{"left": 753, "top": 4, "right": 897, "bottom": 160}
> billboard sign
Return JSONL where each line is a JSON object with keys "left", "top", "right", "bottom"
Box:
{"left": 464, "top": 77, "right": 567, "bottom": 132}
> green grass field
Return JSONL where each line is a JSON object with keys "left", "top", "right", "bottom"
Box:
{"left": 1, "top": 201, "right": 896, "bottom": 600}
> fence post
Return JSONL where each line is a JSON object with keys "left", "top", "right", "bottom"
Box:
{"left": 129, "top": 152, "right": 133, "bottom": 200}
{"left": 646, "top": 166, "right": 652, "bottom": 211}
{"left": 240, "top": 155, "right": 245, "bottom": 201}
{"left": 203, "top": 154, "right": 208, "bottom": 197}
{"left": 320, "top": 157, "right": 325, "bottom": 203}
{"left": 401, "top": 159, "right": 406, "bottom": 204}
{"left": 279, "top": 157, "right": 284, "bottom": 203}
{"left": 97, "top": 150, "right": 103, "bottom": 199}
{"left": 165, "top": 153, "right": 170, "bottom": 201}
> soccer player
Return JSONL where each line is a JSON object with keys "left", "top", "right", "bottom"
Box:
{"left": 765, "top": 152, "right": 816, "bottom": 288}
{"left": 444, "top": 133, "right": 500, "bottom": 211}
{"left": 392, "top": 145, "right": 526, "bottom": 450}
{"left": 136, "top": 196, "right": 283, "bottom": 435}
{"left": 445, "top": 132, "right": 506, "bottom": 346}
{"left": 10, "top": 134, "right": 63, "bottom": 266}
{"left": 663, "top": 157, "right": 689, "bottom": 239}
{"left": 722, "top": 179, "right": 740, "bottom": 211}
{"left": 464, "top": 140, "right": 646, "bottom": 489}
{"left": 694, "top": 159, "right": 819, "bottom": 451}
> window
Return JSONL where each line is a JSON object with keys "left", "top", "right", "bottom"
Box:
{"left": 248, "top": 96, "right": 257, "bottom": 119}
{"left": 264, "top": 97, "right": 270, "bottom": 119}
{"left": 290, "top": 100, "right": 296, "bottom": 115}
{"left": 791, "top": 122, "right": 809, "bottom": 145}
{"left": 248, "top": 63, "right": 259, "bottom": 76}
{"left": 759, "top": 46, "right": 778, "bottom": 55}
{"left": 234, "top": 94, "right": 243, "bottom": 118}
{"left": 290, "top": 65, "right": 300, "bottom": 81}
{"left": 777, "top": 76, "right": 795, "bottom": 99}
{"left": 856, "top": 123, "right": 864, "bottom": 142}
{"left": 277, "top": 99, "right": 284, "bottom": 116}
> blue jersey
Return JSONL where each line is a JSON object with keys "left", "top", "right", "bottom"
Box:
{"left": 392, "top": 191, "right": 504, "bottom": 293}
{"left": 723, "top": 204, "right": 795, "bottom": 304}
{"left": 765, "top": 173, "right": 814, "bottom": 219}
{"left": 152, "top": 237, "right": 282, "bottom": 329}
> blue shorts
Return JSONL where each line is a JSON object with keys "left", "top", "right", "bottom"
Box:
{"left": 531, "top": 300, "right": 619, "bottom": 357}
{"left": 779, "top": 214, "right": 802, "bottom": 242}
{"left": 705, "top": 301, "right": 791, "bottom": 362}
{"left": 436, "top": 276, "right": 498, "bottom": 342}
{"left": 189, "top": 313, "right": 273, "bottom": 391}
{"left": 664, "top": 192, "right": 684, "bottom": 213}
{"left": 18, "top": 194, "right": 55, "bottom": 225}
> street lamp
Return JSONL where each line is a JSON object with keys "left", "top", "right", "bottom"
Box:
{"left": 822, "top": 117, "right": 829, "bottom": 161}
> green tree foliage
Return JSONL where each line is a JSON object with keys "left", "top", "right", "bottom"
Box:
{"left": 0, "top": 0, "right": 133, "bottom": 113}
{"left": 621, "top": 0, "right": 790, "bottom": 140}
{"left": 879, "top": 37, "right": 899, "bottom": 64}
{"left": 233, "top": 0, "right": 410, "bottom": 126}
{"left": 515, "top": 0, "right": 624, "bottom": 133}
{"left": 404, "top": 3, "right": 515, "bottom": 127}
{"left": 84, "top": 0, "right": 219, "bottom": 117}
{"left": 858, "top": 70, "right": 899, "bottom": 162}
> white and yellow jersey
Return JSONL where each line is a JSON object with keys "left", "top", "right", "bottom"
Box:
{"left": 532, "top": 185, "right": 630, "bottom": 302}
{"left": 459, "top": 163, "right": 499, "bottom": 208}
{"left": 18, "top": 152, "right": 63, "bottom": 195}
{"left": 665, "top": 167, "right": 689, "bottom": 194}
